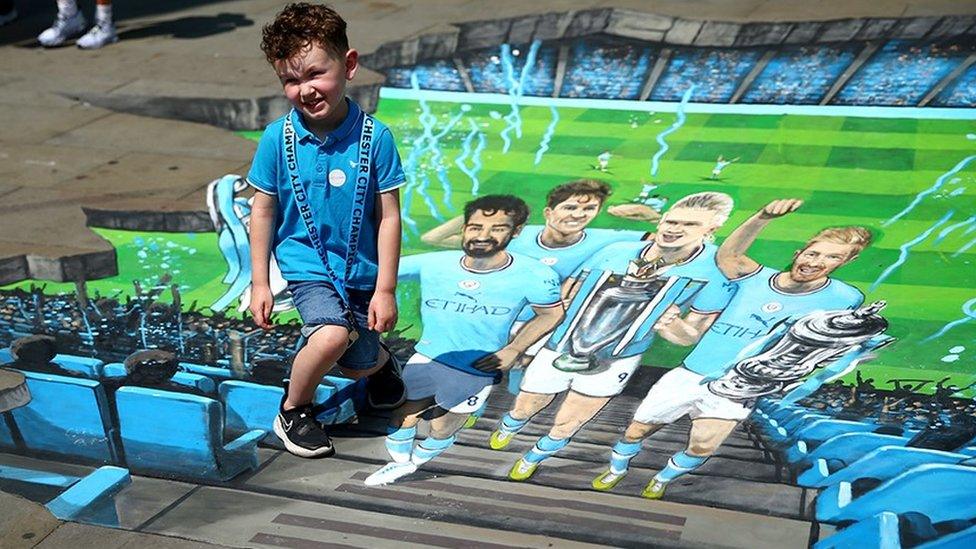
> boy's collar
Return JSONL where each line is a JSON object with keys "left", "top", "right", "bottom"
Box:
{"left": 289, "top": 98, "right": 362, "bottom": 145}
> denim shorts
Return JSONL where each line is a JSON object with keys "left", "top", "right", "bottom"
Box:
{"left": 287, "top": 280, "right": 379, "bottom": 371}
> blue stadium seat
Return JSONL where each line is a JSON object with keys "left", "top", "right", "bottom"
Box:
{"left": 180, "top": 361, "right": 234, "bottom": 380}
{"left": 560, "top": 38, "right": 653, "bottom": 100}
{"left": 834, "top": 40, "right": 970, "bottom": 106}
{"left": 45, "top": 466, "right": 130, "bottom": 523}
{"left": 917, "top": 523, "right": 976, "bottom": 549}
{"left": 0, "top": 413, "right": 15, "bottom": 449}
{"left": 464, "top": 43, "right": 558, "bottom": 96}
{"left": 0, "top": 464, "right": 131, "bottom": 525}
{"left": 773, "top": 418, "right": 876, "bottom": 448}
{"left": 784, "top": 420, "right": 884, "bottom": 464}
{"left": 764, "top": 412, "right": 832, "bottom": 441}
{"left": 814, "top": 511, "right": 900, "bottom": 549}
{"left": 115, "top": 386, "right": 263, "bottom": 481}
{"left": 783, "top": 412, "right": 833, "bottom": 431}
{"left": 796, "top": 433, "right": 914, "bottom": 485}
{"left": 932, "top": 64, "right": 976, "bottom": 107}
{"left": 816, "top": 464, "right": 976, "bottom": 524}
{"left": 220, "top": 376, "right": 360, "bottom": 443}
{"left": 8, "top": 371, "right": 117, "bottom": 464}
{"left": 386, "top": 60, "right": 467, "bottom": 92}
{"left": 801, "top": 446, "right": 974, "bottom": 489}
{"left": 101, "top": 363, "right": 217, "bottom": 395}
{"left": 651, "top": 47, "right": 762, "bottom": 102}
{"left": 0, "top": 348, "right": 103, "bottom": 378}
{"left": 743, "top": 45, "right": 860, "bottom": 105}
{"left": 50, "top": 354, "right": 104, "bottom": 378}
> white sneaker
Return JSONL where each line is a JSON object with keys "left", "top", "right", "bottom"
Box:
{"left": 38, "top": 11, "right": 86, "bottom": 47}
{"left": 363, "top": 461, "right": 417, "bottom": 486}
{"left": 76, "top": 23, "right": 118, "bottom": 49}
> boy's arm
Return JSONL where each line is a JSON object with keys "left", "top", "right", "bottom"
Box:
{"left": 370, "top": 189, "right": 402, "bottom": 333}
{"left": 420, "top": 215, "right": 464, "bottom": 248}
{"left": 248, "top": 191, "right": 277, "bottom": 330}
{"left": 716, "top": 199, "right": 802, "bottom": 279}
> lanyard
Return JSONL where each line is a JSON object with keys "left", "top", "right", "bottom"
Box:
{"left": 282, "top": 109, "right": 373, "bottom": 308}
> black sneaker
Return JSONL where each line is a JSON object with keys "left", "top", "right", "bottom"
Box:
{"left": 273, "top": 403, "right": 336, "bottom": 458}
{"left": 366, "top": 344, "right": 406, "bottom": 410}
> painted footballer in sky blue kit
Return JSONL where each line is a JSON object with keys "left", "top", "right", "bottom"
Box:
{"left": 683, "top": 265, "right": 864, "bottom": 378}
{"left": 398, "top": 250, "right": 561, "bottom": 377}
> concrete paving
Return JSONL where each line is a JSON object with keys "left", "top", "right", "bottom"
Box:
{"left": 1, "top": 0, "right": 976, "bottom": 284}
{"left": 2, "top": 0, "right": 976, "bottom": 546}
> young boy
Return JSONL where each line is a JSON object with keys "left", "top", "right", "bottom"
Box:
{"left": 248, "top": 3, "right": 406, "bottom": 458}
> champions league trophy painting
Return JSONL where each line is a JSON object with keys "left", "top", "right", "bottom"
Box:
{"left": 707, "top": 301, "right": 893, "bottom": 400}
{"left": 207, "top": 175, "right": 293, "bottom": 313}
{"left": 550, "top": 257, "right": 698, "bottom": 375}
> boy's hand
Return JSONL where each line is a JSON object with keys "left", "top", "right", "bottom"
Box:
{"left": 473, "top": 345, "right": 523, "bottom": 373}
{"left": 249, "top": 285, "right": 275, "bottom": 330}
{"left": 368, "top": 290, "right": 398, "bottom": 333}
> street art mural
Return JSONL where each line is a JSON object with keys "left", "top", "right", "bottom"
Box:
{"left": 2, "top": 14, "right": 976, "bottom": 549}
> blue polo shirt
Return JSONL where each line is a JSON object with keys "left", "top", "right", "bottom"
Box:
{"left": 247, "top": 100, "right": 405, "bottom": 289}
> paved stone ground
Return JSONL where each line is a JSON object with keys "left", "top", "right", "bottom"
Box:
{"left": 1, "top": 0, "right": 975, "bottom": 284}
{"left": 2, "top": 0, "right": 975, "bottom": 546}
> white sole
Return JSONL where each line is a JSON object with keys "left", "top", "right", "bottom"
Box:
{"left": 273, "top": 415, "right": 335, "bottom": 458}
{"left": 363, "top": 463, "right": 417, "bottom": 486}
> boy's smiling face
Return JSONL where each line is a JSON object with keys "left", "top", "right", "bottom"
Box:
{"left": 274, "top": 42, "right": 358, "bottom": 131}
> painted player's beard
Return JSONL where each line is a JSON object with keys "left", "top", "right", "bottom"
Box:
{"left": 788, "top": 261, "right": 830, "bottom": 283}
{"left": 463, "top": 236, "right": 510, "bottom": 258}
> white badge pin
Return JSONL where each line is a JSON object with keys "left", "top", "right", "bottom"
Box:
{"left": 328, "top": 169, "right": 347, "bottom": 187}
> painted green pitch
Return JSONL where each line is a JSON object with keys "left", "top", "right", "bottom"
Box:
{"left": 6, "top": 97, "right": 974, "bottom": 392}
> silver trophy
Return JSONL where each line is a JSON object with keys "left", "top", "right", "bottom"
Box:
{"left": 707, "top": 301, "right": 889, "bottom": 400}
{"left": 552, "top": 257, "right": 672, "bottom": 374}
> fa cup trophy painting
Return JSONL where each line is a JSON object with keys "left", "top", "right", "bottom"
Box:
{"left": 708, "top": 301, "right": 893, "bottom": 400}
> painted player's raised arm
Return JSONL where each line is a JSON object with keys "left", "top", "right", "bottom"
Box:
{"left": 420, "top": 215, "right": 464, "bottom": 248}
{"left": 473, "top": 268, "right": 563, "bottom": 373}
{"left": 716, "top": 199, "right": 803, "bottom": 279}
{"left": 606, "top": 203, "right": 662, "bottom": 222}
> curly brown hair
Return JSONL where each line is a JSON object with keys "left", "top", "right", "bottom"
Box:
{"left": 260, "top": 3, "right": 349, "bottom": 64}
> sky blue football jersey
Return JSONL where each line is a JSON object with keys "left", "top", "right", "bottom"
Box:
{"left": 507, "top": 225, "right": 648, "bottom": 280}
{"left": 399, "top": 250, "right": 561, "bottom": 377}
{"left": 682, "top": 265, "right": 865, "bottom": 377}
{"left": 546, "top": 241, "right": 735, "bottom": 359}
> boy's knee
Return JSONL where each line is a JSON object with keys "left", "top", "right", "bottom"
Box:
{"left": 304, "top": 325, "right": 350, "bottom": 353}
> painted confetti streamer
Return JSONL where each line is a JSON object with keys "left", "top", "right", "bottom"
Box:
{"left": 882, "top": 155, "right": 976, "bottom": 227}
{"left": 870, "top": 210, "right": 954, "bottom": 292}
{"left": 923, "top": 296, "right": 976, "bottom": 342}
{"left": 534, "top": 105, "right": 560, "bottom": 166}
{"left": 650, "top": 85, "right": 695, "bottom": 177}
